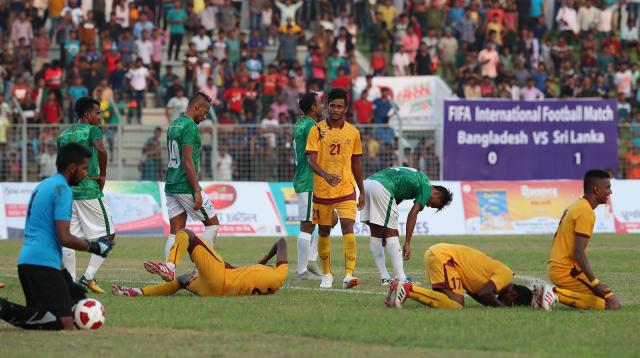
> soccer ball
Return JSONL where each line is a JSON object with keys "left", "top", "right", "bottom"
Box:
{"left": 73, "top": 298, "right": 106, "bottom": 330}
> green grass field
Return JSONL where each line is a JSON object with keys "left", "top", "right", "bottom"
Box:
{"left": 1, "top": 234, "right": 639, "bottom": 357}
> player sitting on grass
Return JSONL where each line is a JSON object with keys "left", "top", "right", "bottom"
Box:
{"left": 112, "top": 229, "right": 287, "bottom": 297}
{"left": 546, "top": 169, "right": 621, "bottom": 310}
{"left": 361, "top": 167, "right": 453, "bottom": 285}
{"left": 0, "top": 144, "right": 114, "bottom": 330}
{"left": 386, "top": 243, "right": 536, "bottom": 309}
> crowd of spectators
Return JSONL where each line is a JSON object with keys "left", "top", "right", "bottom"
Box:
{"left": 0, "top": 0, "right": 639, "bottom": 181}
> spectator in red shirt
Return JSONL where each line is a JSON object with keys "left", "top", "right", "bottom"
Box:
{"left": 331, "top": 68, "right": 351, "bottom": 91}
{"left": 353, "top": 89, "right": 373, "bottom": 124}
{"left": 371, "top": 44, "right": 387, "bottom": 76}
{"left": 223, "top": 80, "right": 246, "bottom": 122}
{"left": 261, "top": 65, "right": 279, "bottom": 116}
{"left": 104, "top": 46, "right": 121, "bottom": 75}
{"left": 41, "top": 92, "right": 63, "bottom": 124}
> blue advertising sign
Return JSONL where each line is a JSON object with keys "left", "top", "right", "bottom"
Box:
{"left": 443, "top": 99, "right": 618, "bottom": 180}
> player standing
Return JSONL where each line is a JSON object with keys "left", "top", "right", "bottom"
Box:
{"left": 547, "top": 169, "right": 621, "bottom": 310}
{"left": 0, "top": 144, "right": 113, "bottom": 330}
{"left": 57, "top": 97, "right": 115, "bottom": 293}
{"left": 361, "top": 167, "right": 453, "bottom": 285}
{"left": 305, "top": 88, "right": 365, "bottom": 289}
{"left": 143, "top": 92, "right": 220, "bottom": 282}
{"left": 292, "top": 92, "right": 324, "bottom": 280}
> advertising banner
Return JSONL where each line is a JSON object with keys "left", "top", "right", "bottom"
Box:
{"left": 268, "top": 182, "right": 302, "bottom": 236}
{"left": 610, "top": 180, "right": 640, "bottom": 233}
{"left": 103, "top": 181, "right": 164, "bottom": 236}
{"left": 162, "top": 182, "right": 286, "bottom": 236}
{"left": 2, "top": 182, "right": 38, "bottom": 238}
{"left": 461, "top": 180, "right": 615, "bottom": 235}
{"left": 0, "top": 184, "right": 7, "bottom": 239}
{"left": 443, "top": 100, "right": 618, "bottom": 180}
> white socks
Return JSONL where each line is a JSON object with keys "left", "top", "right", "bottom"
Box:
{"left": 386, "top": 236, "right": 406, "bottom": 281}
{"left": 370, "top": 237, "right": 391, "bottom": 280}
{"left": 62, "top": 247, "right": 77, "bottom": 280}
{"left": 165, "top": 234, "right": 176, "bottom": 269}
{"left": 309, "top": 230, "right": 319, "bottom": 262}
{"left": 83, "top": 255, "right": 105, "bottom": 281}
{"left": 296, "top": 232, "right": 312, "bottom": 274}
{"left": 201, "top": 225, "right": 220, "bottom": 248}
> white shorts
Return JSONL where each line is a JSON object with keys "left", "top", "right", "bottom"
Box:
{"left": 296, "top": 191, "right": 313, "bottom": 222}
{"left": 165, "top": 191, "right": 217, "bottom": 222}
{"left": 360, "top": 179, "right": 398, "bottom": 229}
{"left": 70, "top": 198, "right": 115, "bottom": 239}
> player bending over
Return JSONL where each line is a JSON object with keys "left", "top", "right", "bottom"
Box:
{"left": 305, "top": 88, "right": 365, "bottom": 289}
{"left": 57, "top": 97, "right": 115, "bottom": 293}
{"left": 0, "top": 144, "right": 114, "bottom": 330}
{"left": 386, "top": 243, "right": 534, "bottom": 309}
{"left": 547, "top": 169, "right": 621, "bottom": 310}
{"left": 361, "top": 167, "right": 453, "bottom": 285}
{"left": 112, "top": 229, "right": 287, "bottom": 297}
{"left": 153, "top": 92, "right": 221, "bottom": 282}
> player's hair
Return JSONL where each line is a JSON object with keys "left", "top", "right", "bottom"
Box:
{"left": 327, "top": 88, "right": 348, "bottom": 106}
{"left": 56, "top": 143, "right": 92, "bottom": 172}
{"left": 432, "top": 185, "right": 453, "bottom": 212}
{"left": 298, "top": 92, "right": 318, "bottom": 114}
{"left": 507, "top": 284, "right": 534, "bottom": 307}
{"left": 74, "top": 97, "right": 100, "bottom": 119}
{"left": 584, "top": 169, "right": 610, "bottom": 193}
{"left": 188, "top": 91, "right": 212, "bottom": 108}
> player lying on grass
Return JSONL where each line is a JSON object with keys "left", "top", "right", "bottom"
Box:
{"left": 547, "top": 169, "right": 621, "bottom": 310}
{"left": 361, "top": 167, "right": 453, "bottom": 285}
{"left": 0, "top": 144, "right": 114, "bottom": 330}
{"left": 112, "top": 229, "right": 287, "bottom": 297}
{"left": 385, "top": 243, "right": 537, "bottom": 309}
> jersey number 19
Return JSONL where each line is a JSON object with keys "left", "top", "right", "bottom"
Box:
{"left": 168, "top": 140, "right": 180, "bottom": 168}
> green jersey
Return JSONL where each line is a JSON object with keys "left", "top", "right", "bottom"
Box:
{"left": 369, "top": 167, "right": 432, "bottom": 209}
{"left": 292, "top": 115, "right": 316, "bottom": 193}
{"left": 165, "top": 114, "right": 200, "bottom": 194}
{"left": 57, "top": 124, "right": 104, "bottom": 200}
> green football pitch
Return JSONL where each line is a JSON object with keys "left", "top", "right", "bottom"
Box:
{"left": 1, "top": 234, "right": 639, "bottom": 357}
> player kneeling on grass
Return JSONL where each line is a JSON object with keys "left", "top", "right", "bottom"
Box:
{"left": 361, "top": 167, "right": 452, "bottom": 285}
{"left": 112, "top": 229, "right": 287, "bottom": 297}
{"left": 546, "top": 169, "right": 621, "bottom": 311}
{"left": 0, "top": 144, "right": 114, "bottom": 330}
{"left": 386, "top": 243, "right": 536, "bottom": 309}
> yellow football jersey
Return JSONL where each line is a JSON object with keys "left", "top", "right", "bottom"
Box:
{"left": 222, "top": 264, "right": 288, "bottom": 296}
{"left": 428, "top": 243, "right": 513, "bottom": 294}
{"left": 548, "top": 198, "right": 595, "bottom": 269}
{"left": 305, "top": 120, "right": 362, "bottom": 202}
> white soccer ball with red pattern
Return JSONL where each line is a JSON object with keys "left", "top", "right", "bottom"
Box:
{"left": 73, "top": 298, "right": 106, "bottom": 330}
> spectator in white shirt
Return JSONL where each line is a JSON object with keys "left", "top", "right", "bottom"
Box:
{"left": 136, "top": 30, "right": 154, "bottom": 66}
{"left": 520, "top": 79, "right": 545, "bottom": 100}
{"left": 392, "top": 47, "right": 410, "bottom": 76}
{"left": 11, "top": 12, "right": 34, "bottom": 46}
{"left": 216, "top": 146, "right": 234, "bottom": 181}
{"left": 126, "top": 59, "right": 149, "bottom": 124}
{"left": 39, "top": 143, "right": 57, "bottom": 180}
{"left": 478, "top": 42, "right": 500, "bottom": 79}
{"left": 191, "top": 27, "right": 212, "bottom": 55}
{"left": 556, "top": 0, "right": 579, "bottom": 43}
{"left": 577, "top": 0, "right": 601, "bottom": 34}
{"left": 621, "top": 18, "right": 639, "bottom": 47}
{"left": 615, "top": 62, "right": 634, "bottom": 99}
{"left": 598, "top": 2, "right": 616, "bottom": 37}
{"left": 199, "top": 0, "right": 218, "bottom": 37}
{"left": 165, "top": 88, "right": 189, "bottom": 122}
{"left": 275, "top": 0, "right": 303, "bottom": 26}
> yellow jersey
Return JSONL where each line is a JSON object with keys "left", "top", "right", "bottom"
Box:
{"left": 223, "top": 264, "right": 288, "bottom": 296}
{"left": 305, "top": 120, "right": 362, "bottom": 203}
{"left": 429, "top": 243, "right": 513, "bottom": 294}
{"left": 548, "top": 198, "right": 595, "bottom": 269}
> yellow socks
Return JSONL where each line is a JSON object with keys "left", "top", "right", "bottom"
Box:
{"left": 343, "top": 233, "right": 357, "bottom": 276}
{"left": 168, "top": 231, "right": 190, "bottom": 267}
{"left": 141, "top": 280, "right": 181, "bottom": 296}
{"left": 318, "top": 235, "right": 331, "bottom": 275}
{"left": 554, "top": 287, "right": 606, "bottom": 310}
{"left": 409, "top": 285, "right": 463, "bottom": 309}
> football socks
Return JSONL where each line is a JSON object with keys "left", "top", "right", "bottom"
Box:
{"left": 83, "top": 255, "right": 105, "bottom": 281}
{"left": 409, "top": 285, "right": 463, "bottom": 309}
{"left": 296, "top": 231, "right": 312, "bottom": 275}
{"left": 554, "top": 287, "right": 606, "bottom": 310}
{"left": 343, "top": 233, "right": 357, "bottom": 276}
{"left": 369, "top": 237, "right": 391, "bottom": 280}
{"left": 318, "top": 234, "right": 331, "bottom": 275}
{"left": 309, "top": 230, "right": 319, "bottom": 262}
{"left": 201, "top": 225, "right": 219, "bottom": 249}
{"left": 62, "top": 247, "right": 77, "bottom": 281}
{"left": 164, "top": 234, "right": 176, "bottom": 267}
{"left": 385, "top": 236, "right": 406, "bottom": 281}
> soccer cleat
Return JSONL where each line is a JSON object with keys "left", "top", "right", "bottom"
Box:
{"left": 394, "top": 281, "right": 412, "bottom": 308}
{"left": 144, "top": 261, "right": 175, "bottom": 282}
{"left": 296, "top": 271, "right": 322, "bottom": 281}
{"left": 307, "top": 261, "right": 323, "bottom": 276}
{"left": 541, "top": 284, "right": 559, "bottom": 311}
{"left": 405, "top": 277, "right": 421, "bottom": 286}
{"left": 111, "top": 284, "right": 141, "bottom": 297}
{"left": 320, "top": 274, "right": 333, "bottom": 289}
{"left": 381, "top": 278, "right": 393, "bottom": 286}
{"left": 342, "top": 275, "right": 360, "bottom": 289}
{"left": 79, "top": 275, "right": 105, "bottom": 294}
{"left": 385, "top": 279, "right": 401, "bottom": 307}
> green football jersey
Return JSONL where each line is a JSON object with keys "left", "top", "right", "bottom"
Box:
{"left": 165, "top": 114, "right": 201, "bottom": 194}
{"left": 57, "top": 124, "right": 103, "bottom": 200}
{"left": 369, "top": 167, "right": 432, "bottom": 208}
{"left": 292, "top": 115, "right": 316, "bottom": 193}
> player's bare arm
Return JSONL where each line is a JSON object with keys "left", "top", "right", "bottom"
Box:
{"left": 574, "top": 234, "right": 612, "bottom": 299}
{"left": 402, "top": 203, "right": 422, "bottom": 261}
{"left": 181, "top": 144, "right": 202, "bottom": 210}
{"left": 91, "top": 138, "right": 108, "bottom": 190}
{"left": 307, "top": 152, "right": 341, "bottom": 186}
{"left": 351, "top": 155, "right": 365, "bottom": 209}
{"left": 257, "top": 238, "right": 288, "bottom": 266}
{"left": 471, "top": 281, "right": 506, "bottom": 307}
